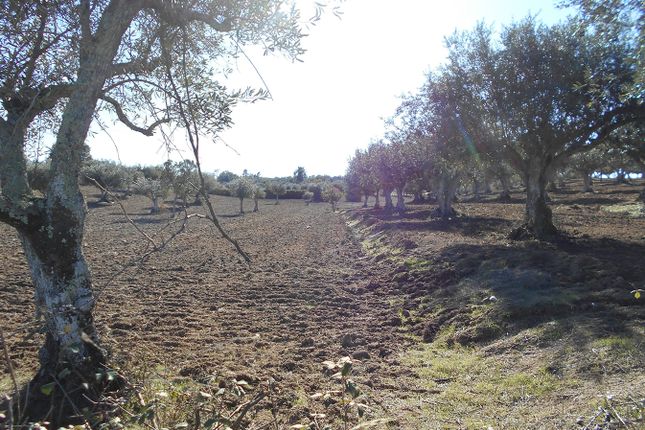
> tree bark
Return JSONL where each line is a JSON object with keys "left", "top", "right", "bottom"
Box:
{"left": 581, "top": 171, "right": 594, "bottom": 193}
{"left": 253, "top": 197, "right": 259, "bottom": 212}
{"left": 472, "top": 178, "right": 482, "bottom": 200}
{"left": 524, "top": 162, "right": 557, "bottom": 239}
{"left": 383, "top": 187, "right": 394, "bottom": 211}
{"left": 240, "top": 197, "right": 244, "bottom": 214}
{"left": 15, "top": 4, "right": 140, "bottom": 420}
{"left": 373, "top": 189, "right": 381, "bottom": 209}
{"left": 363, "top": 192, "right": 369, "bottom": 208}
{"left": 395, "top": 187, "right": 406, "bottom": 212}
{"left": 436, "top": 172, "right": 459, "bottom": 218}
{"left": 498, "top": 172, "right": 512, "bottom": 201}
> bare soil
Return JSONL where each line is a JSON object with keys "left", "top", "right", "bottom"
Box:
{"left": 1, "top": 179, "right": 644, "bottom": 428}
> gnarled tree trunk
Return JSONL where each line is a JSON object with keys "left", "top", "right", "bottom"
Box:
{"left": 524, "top": 162, "right": 557, "bottom": 239}
{"left": 383, "top": 187, "right": 394, "bottom": 211}
{"left": 580, "top": 171, "right": 594, "bottom": 193}
{"left": 498, "top": 171, "right": 512, "bottom": 201}
{"left": 395, "top": 186, "right": 406, "bottom": 212}
{"left": 362, "top": 192, "right": 369, "bottom": 208}
{"left": 373, "top": 189, "right": 381, "bottom": 209}
{"left": 436, "top": 172, "right": 459, "bottom": 218}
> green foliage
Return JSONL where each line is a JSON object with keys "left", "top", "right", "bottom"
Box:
{"left": 131, "top": 177, "right": 168, "bottom": 213}
{"left": 217, "top": 170, "right": 238, "bottom": 184}
{"left": 163, "top": 160, "right": 199, "bottom": 206}
{"left": 82, "top": 159, "right": 133, "bottom": 201}
{"left": 228, "top": 178, "right": 253, "bottom": 200}
{"left": 26, "top": 161, "right": 51, "bottom": 194}
{"left": 293, "top": 166, "right": 307, "bottom": 183}
{"left": 322, "top": 184, "right": 343, "bottom": 211}
{"left": 292, "top": 357, "right": 379, "bottom": 429}
{"left": 266, "top": 181, "right": 286, "bottom": 203}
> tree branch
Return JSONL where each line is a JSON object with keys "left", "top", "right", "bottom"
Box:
{"left": 554, "top": 103, "right": 645, "bottom": 165}
{"left": 140, "top": 0, "right": 232, "bottom": 31}
{"left": 79, "top": 0, "right": 93, "bottom": 60}
{"left": 110, "top": 57, "right": 162, "bottom": 77}
{"left": 0, "top": 196, "right": 43, "bottom": 230}
{"left": 99, "top": 94, "right": 169, "bottom": 136}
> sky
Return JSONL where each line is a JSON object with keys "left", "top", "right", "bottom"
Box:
{"left": 88, "top": 0, "right": 573, "bottom": 178}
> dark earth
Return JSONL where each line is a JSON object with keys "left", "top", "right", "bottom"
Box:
{"left": 1, "top": 179, "right": 644, "bottom": 429}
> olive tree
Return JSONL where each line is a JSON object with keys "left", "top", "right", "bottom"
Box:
{"left": 252, "top": 184, "right": 265, "bottom": 212}
{"left": 132, "top": 176, "right": 168, "bottom": 213}
{"left": 228, "top": 177, "right": 254, "bottom": 214}
{"left": 0, "top": 0, "right": 309, "bottom": 423}
{"left": 267, "top": 181, "right": 286, "bottom": 204}
{"left": 82, "top": 159, "right": 129, "bottom": 202}
{"left": 445, "top": 18, "right": 644, "bottom": 238}
{"left": 345, "top": 149, "right": 379, "bottom": 208}
{"left": 322, "top": 184, "right": 343, "bottom": 212}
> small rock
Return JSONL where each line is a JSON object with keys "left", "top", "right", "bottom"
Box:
{"left": 387, "top": 316, "right": 402, "bottom": 327}
{"left": 400, "top": 239, "right": 418, "bottom": 249}
{"left": 282, "top": 362, "right": 297, "bottom": 371}
{"left": 402, "top": 309, "right": 411, "bottom": 318}
{"left": 366, "top": 281, "right": 381, "bottom": 291}
{"left": 576, "top": 416, "right": 585, "bottom": 426}
{"left": 352, "top": 350, "right": 370, "bottom": 360}
{"left": 300, "top": 337, "right": 315, "bottom": 347}
{"left": 341, "top": 333, "right": 357, "bottom": 348}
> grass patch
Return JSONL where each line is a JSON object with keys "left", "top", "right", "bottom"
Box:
{"left": 601, "top": 202, "right": 645, "bottom": 218}
{"left": 402, "top": 340, "right": 572, "bottom": 428}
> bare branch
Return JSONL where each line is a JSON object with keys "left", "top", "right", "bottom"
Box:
{"left": 554, "top": 103, "right": 645, "bottom": 165}
{"left": 141, "top": 0, "right": 232, "bottom": 32}
{"left": 99, "top": 94, "right": 169, "bottom": 136}
{"left": 110, "top": 57, "right": 162, "bottom": 77}
{"left": 0, "top": 195, "right": 43, "bottom": 230}
{"left": 161, "top": 37, "right": 251, "bottom": 263}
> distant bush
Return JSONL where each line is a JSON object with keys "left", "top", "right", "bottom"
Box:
{"left": 265, "top": 189, "right": 305, "bottom": 200}
{"left": 27, "top": 161, "right": 51, "bottom": 194}
{"left": 307, "top": 184, "right": 324, "bottom": 202}
{"left": 217, "top": 170, "right": 238, "bottom": 183}
{"left": 82, "top": 159, "right": 130, "bottom": 202}
{"left": 141, "top": 165, "right": 165, "bottom": 181}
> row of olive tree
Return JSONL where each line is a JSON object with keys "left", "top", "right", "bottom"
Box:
{"left": 347, "top": 11, "right": 643, "bottom": 239}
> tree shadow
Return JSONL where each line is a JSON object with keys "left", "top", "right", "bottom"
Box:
{"left": 416, "top": 236, "right": 645, "bottom": 346}
{"left": 367, "top": 211, "right": 514, "bottom": 238}
{"left": 552, "top": 196, "right": 620, "bottom": 205}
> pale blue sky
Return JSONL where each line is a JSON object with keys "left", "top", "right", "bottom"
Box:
{"left": 88, "top": 0, "right": 572, "bottom": 177}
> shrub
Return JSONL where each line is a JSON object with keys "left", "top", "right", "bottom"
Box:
{"left": 217, "top": 170, "right": 238, "bottom": 183}
{"left": 82, "top": 159, "right": 129, "bottom": 202}
{"left": 27, "top": 161, "right": 51, "bottom": 194}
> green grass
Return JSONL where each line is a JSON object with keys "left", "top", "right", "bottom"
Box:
{"left": 601, "top": 202, "right": 645, "bottom": 218}
{"left": 402, "top": 339, "right": 572, "bottom": 428}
